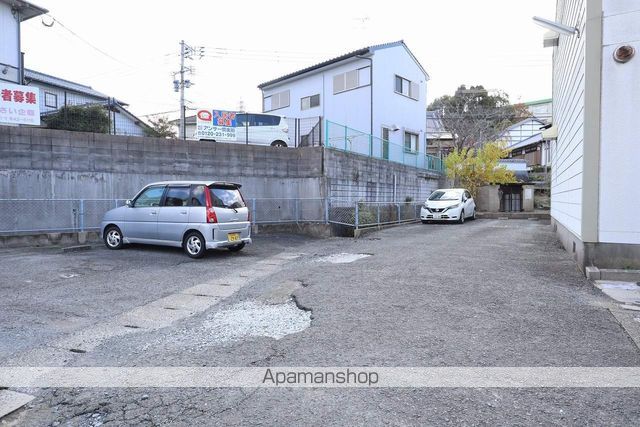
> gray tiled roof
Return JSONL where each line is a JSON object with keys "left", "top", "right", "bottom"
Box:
{"left": 24, "top": 69, "right": 127, "bottom": 105}
{"left": 258, "top": 40, "right": 428, "bottom": 89}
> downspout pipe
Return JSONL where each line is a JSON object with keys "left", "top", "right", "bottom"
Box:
{"left": 356, "top": 55, "right": 373, "bottom": 136}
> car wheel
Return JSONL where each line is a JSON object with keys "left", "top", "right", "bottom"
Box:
{"left": 183, "top": 231, "right": 206, "bottom": 259}
{"left": 228, "top": 242, "right": 245, "bottom": 252}
{"left": 104, "top": 226, "right": 123, "bottom": 250}
{"left": 271, "top": 140, "right": 287, "bottom": 148}
{"left": 459, "top": 210, "right": 465, "bottom": 224}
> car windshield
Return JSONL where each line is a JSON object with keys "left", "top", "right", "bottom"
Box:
{"left": 209, "top": 186, "right": 245, "bottom": 209}
{"left": 428, "top": 190, "right": 462, "bottom": 201}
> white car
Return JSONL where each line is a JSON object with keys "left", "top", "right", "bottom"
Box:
{"left": 235, "top": 113, "right": 290, "bottom": 147}
{"left": 195, "top": 112, "right": 290, "bottom": 147}
{"left": 420, "top": 188, "right": 476, "bottom": 224}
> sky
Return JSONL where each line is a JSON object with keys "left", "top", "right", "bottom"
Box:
{"left": 21, "top": 0, "right": 555, "bottom": 121}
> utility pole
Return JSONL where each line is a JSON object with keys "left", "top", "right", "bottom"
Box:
{"left": 179, "top": 40, "right": 186, "bottom": 140}
{"left": 173, "top": 40, "right": 204, "bottom": 140}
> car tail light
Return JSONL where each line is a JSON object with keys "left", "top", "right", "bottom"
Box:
{"left": 204, "top": 186, "right": 218, "bottom": 223}
{"left": 282, "top": 127, "right": 288, "bottom": 133}
{"left": 207, "top": 207, "right": 218, "bottom": 223}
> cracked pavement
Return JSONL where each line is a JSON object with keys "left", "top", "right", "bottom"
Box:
{"left": 2, "top": 220, "right": 640, "bottom": 425}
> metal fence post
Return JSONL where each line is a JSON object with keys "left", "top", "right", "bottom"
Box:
{"left": 397, "top": 203, "right": 401, "bottom": 224}
{"left": 344, "top": 126, "right": 348, "bottom": 151}
{"left": 325, "top": 198, "right": 330, "bottom": 224}
{"left": 295, "top": 199, "right": 300, "bottom": 224}
{"left": 377, "top": 203, "right": 381, "bottom": 225}
{"left": 251, "top": 198, "right": 257, "bottom": 224}
{"left": 354, "top": 201, "right": 359, "bottom": 229}
{"left": 79, "top": 199, "right": 85, "bottom": 232}
{"left": 114, "top": 199, "right": 118, "bottom": 209}
{"left": 324, "top": 119, "right": 329, "bottom": 146}
{"left": 369, "top": 135, "right": 373, "bottom": 157}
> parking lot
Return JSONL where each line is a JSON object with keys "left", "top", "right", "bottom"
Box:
{"left": 3, "top": 219, "right": 640, "bottom": 425}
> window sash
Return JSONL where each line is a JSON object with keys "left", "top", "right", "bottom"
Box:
{"left": 404, "top": 132, "right": 418, "bottom": 152}
{"left": 301, "top": 94, "right": 320, "bottom": 110}
{"left": 395, "top": 75, "right": 419, "bottom": 100}
{"left": 44, "top": 92, "right": 57, "bottom": 108}
{"left": 334, "top": 67, "right": 370, "bottom": 94}
{"left": 264, "top": 90, "right": 289, "bottom": 111}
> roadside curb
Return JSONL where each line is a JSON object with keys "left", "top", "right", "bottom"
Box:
{"left": 586, "top": 266, "right": 640, "bottom": 282}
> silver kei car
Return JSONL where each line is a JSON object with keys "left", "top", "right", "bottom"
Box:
{"left": 101, "top": 181, "right": 251, "bottom": 258}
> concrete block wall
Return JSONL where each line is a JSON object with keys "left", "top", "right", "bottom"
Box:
{"left": 0, "top": 125, "right": 324, "bottom": 200}
{"left": 324, "top": 149, "right": 444, "bottom": 202}
{"left": 0, "top": 125, "right": 442, "bottom": 206}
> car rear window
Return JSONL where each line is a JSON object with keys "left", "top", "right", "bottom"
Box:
{"left": 209, "top": 186, "right": 245, "bottom": 209}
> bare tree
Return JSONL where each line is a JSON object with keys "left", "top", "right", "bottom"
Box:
{"left": 428, "top": 85, "right": 531, "bottom": 150}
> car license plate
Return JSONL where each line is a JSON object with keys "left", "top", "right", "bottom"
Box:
{"left": 227, "top": 232, "right": 241, "bottom": 242}
{"left": 433, "top": 214, "right": 440, "bottom": 219}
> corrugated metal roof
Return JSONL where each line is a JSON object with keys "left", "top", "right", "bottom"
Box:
{"left": 524, "top": 98, "right": 552, "bottom": 106}
{"left": 426, "top": 110, "right": 453, "bottom": 139}
{"left": 258, "top": 40, "right": 428, "bottom": 89}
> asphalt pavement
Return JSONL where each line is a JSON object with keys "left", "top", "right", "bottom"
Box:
{"left": 2, "top": 219, "right": 640, "bottom": 425}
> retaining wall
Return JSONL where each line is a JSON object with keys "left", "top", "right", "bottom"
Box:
{"left": 1, "top": 125, "right": 443, "bottom": 202}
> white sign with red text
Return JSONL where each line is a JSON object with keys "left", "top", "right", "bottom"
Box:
{"left": 0, "top": 82, "right": 40, "bottom": 126}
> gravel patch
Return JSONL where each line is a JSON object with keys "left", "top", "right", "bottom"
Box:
{"left": 201, "top": 301, "right": 311, "bottom": 343}
{"left": 315, "top": 253, "right": 371, "bottom": 264}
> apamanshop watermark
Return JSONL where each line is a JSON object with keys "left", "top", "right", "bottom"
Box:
{"left": 3, "top": 367, "right": 640, "bottom": 388}
{"left": 262, "top": 368, "right": 378, "bottom": 386}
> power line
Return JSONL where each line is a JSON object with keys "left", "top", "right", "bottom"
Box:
{"left": 40, "top": 14, "right": 130, "bottom": 66}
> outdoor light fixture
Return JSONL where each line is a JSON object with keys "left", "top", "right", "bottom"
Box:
{"left": 533, "top": 16, "right": 579, "bottom": 37}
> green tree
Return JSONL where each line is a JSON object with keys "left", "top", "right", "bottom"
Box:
{"left": 144, "top": 116, "right": 177, "bottom": 138}
{"left": 428, "top": 85, "right": 530, "bottom": 149}
{"left": 43, "top": 105, "right": 110, "bottom": 133}
{"left": 444, "top": 142, "right": 516, "bottom": 197}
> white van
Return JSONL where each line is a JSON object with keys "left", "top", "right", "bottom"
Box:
{"left": 235, "top": 113, "right": 290, "bottom": 147}
{"left": 196, "top": 112, "right": 290, "bottom": 147}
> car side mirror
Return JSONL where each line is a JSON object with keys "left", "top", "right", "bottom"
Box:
{"left": 125, "top": 199, "right": 132, "bottom": 207}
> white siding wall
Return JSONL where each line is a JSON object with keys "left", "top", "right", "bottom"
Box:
{"left": 25, "top": 81, "right": 105, "bottom": 114}
{"left": 371, "top": 46, "right": 427, "bottom": 151}
{"left": 261, "top": 45, "right": 427, "bottom": 153}
{"left": 598, "top": 0, "right": 640, "bottom": 244}
{"left": 261, "top": 56, "right": 372, "bottom": 133}
{"left": 551, "top": 0, "right": 586, "bottom": 238}
{"left": 0, "top": 2, "right": 20, "bottom": 83}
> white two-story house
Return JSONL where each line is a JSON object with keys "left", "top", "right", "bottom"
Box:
{"left": 258, "top": 41, "right": 429, "bottom": 163}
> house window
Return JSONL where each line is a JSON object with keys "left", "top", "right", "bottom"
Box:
{"left": 44, "top": 92, "right": 57, "bottom": 108}
{"left": 404, "top": 132, "right": 419, "bottom": 153}
{"left": 395, "top": 75, "right": 419, "bottom": 100}
{"left": 333, "top": 66, "right": 371, "bottom": 94}
{"left": 263, "top": 90, "right": 290, "bottom": 112}
{"left": 301, "top": 94, "right": 320, "bottom": 110}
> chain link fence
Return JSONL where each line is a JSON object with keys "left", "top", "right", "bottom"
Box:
{"left": 0, "top": 198, "right": 426, "bottom": 236}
